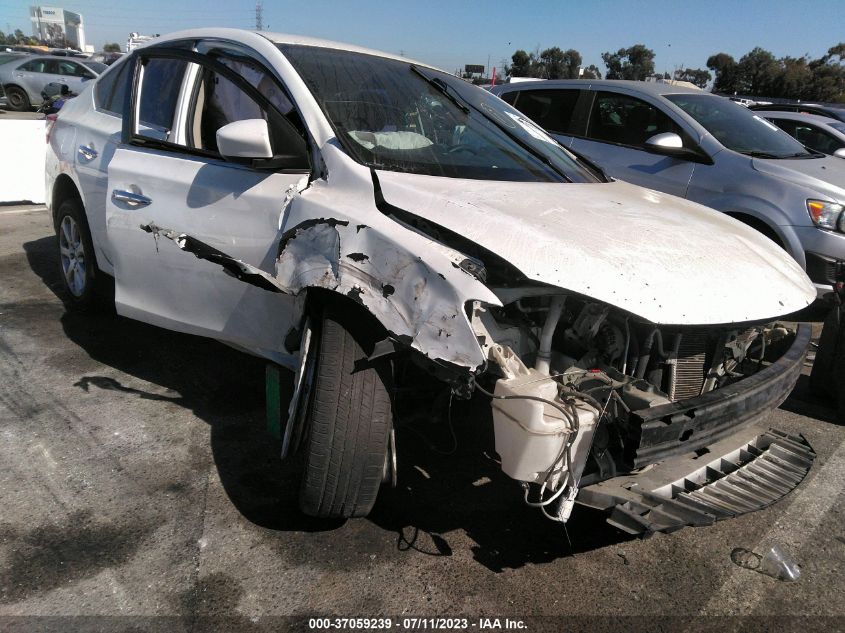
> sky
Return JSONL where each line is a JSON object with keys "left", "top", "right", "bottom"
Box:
{"left": 0, "top": 0, "right": 842, "bottom": 76}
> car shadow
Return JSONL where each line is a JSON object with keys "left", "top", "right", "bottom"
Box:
{"left": 23, "top": 234, "right": 632, "bottom": 571}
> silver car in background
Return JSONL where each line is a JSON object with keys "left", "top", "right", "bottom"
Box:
{"left": 492, "top": 80, "right": 845, "bottom": 296}
{"left": 0, "top": 55, "right": 106, "bottom": 110}
{"left": 757, "top": 110, "right": 845, "bottom": 159}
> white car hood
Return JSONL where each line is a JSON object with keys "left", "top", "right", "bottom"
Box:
{"left": 375, "top": 171, "right": 815, "bottom": 325}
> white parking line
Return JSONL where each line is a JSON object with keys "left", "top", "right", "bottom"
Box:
{"left": 700, "top": 436, "right": 845, "bottom": 615}
{"left": 0, "top": 206, "right": 48, "bottom": 215}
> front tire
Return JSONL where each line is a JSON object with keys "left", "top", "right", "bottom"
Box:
{"left": 299, "top": 308, "right": 393, "bottom": 518}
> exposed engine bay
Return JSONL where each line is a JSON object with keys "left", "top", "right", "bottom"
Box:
{"left": 470, "top": 293, "right": 799, "bottom": 524}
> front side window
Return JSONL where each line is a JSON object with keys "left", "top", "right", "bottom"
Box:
{"left": 280, "top": 45, "right": 599, "bottom": 183}
{"left": 57, "top": 60, "right": 93, "bottom": 78}
{"left": 129, "top": 50, "right": 307, "bottom": 166}
{"left": 514, "top": 89, "right": 580, "bottom": 134}
{"left": 188, "top": 63, "right": 284, "bottom": 154}
{"left": 666, "top": 94, "right": 812, "bottom": 159}
{"left": 588, "top": 92, "right": 680, "bottom": 147}
{"left": 81, "top": 61, "right": 108, "bottom": 75}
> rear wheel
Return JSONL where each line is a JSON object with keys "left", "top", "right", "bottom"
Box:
{"left": 298, "top": 307, "right": 393, "bottom": 518}
{"left": 5, "top": 86, "right": 30, "bottom": 111}
{"left": 55, "top": 198, "right": 112, "bottom": 311}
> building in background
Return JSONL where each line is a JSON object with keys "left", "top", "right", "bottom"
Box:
{"left": 29, "top": 6, "right": 87, "bottom": 51}
{"left": 126, "top": 32, "right": 157, "bottom": 52}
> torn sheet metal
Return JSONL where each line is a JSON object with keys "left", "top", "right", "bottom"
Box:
{"left": 373, "top": 170, "right": 816, "bottom": 325}
{"left": 140, "top": 223, "right": 288, "bottom": 294}
{"left": 274, "top": 146, "right": 501, "bottom": 371}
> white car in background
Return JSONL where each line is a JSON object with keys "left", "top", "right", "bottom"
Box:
{"left": 45, "top": 28, "right": 817, "bottom": 534}
{"left": 0, "top": 54, "right": 106, "bottom": 110}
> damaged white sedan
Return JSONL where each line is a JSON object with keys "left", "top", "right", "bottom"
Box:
{"left": 46, "top": 28, "right": 818, "bottom": 533}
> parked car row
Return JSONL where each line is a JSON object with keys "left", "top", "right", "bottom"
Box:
{"left": 0, "top": 53, "right": 106, "bottom": 110}
{"left": 43, "top": 28, "right": 822, "bottom": 536}
{"left": 491, "top": 80, "right": 845, "bottom": 296}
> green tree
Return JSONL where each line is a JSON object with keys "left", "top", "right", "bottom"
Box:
{"left": 581, "top": 64, "right": 602, "bottom": 79}
{"left": 508, "top": 49, "right": 532, "bottom": 77}
{"left": 771, "top": 56, "right": 812, "bottom": 98}
{"left": 808, "top": 43, "right": 845, "bottom": 102}
{"left": 601, "top": 44, "right": 655, "bottom": 80}
{"left": 735, "top": 47, "right": 779, "bottom": 94}
{"left": 538, "top": 47, "right": 565, "bottom": 79}
{"left": 675, "top": 68, "right": 712, "bottom": 88}
{"left": 706, "top": 53, "right": 739, "bottom": 93}
{"left": 561, "top": 48, "right": 582, "bottom": 79}
{"left": 103, "top": 42, "right": 121, "bottom": 53}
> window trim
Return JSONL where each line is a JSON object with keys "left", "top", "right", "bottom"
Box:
{"left": 123, "top": 47, "right": 310, "bottom": 173}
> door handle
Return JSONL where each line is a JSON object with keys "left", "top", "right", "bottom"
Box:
{"left": 112, "top": 189, "right": 152, "bottom": 208}
{"left": 78, "top": 145, "right": 97, "bottom": 160}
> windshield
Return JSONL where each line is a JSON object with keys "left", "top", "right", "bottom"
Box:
{"left": 665, "top": 94, "right": 813, "bottom": 159}
{"left": 279, "top": 45, "right": 600, "bottom": 183}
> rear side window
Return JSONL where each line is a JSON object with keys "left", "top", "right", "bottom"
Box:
{"left": 19, "top": 59, "right": 56, "bottom": 74}
{"left": 499, "top": 90, "right": 518, "bottom": 105}
{"left": 514, "top": 89, "right": 579, "bottom": 134}
{"left": 588, "top": 91, "right": 680, "bottom": 147}
{"left": 138, "top": 58, "right": 189, "bottom": 141}
{"left": 95, "top": 59, "right": 130, "bottom": 115}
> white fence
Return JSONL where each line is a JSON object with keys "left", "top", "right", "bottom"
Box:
{"left": 0, "top": 119, "right": 47, "bottom": 204}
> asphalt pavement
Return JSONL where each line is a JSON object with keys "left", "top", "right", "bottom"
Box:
{"left": 1, "top": 205, "right": 843, "bottom": 631}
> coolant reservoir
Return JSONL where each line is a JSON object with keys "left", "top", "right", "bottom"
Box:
{"left": 492, "top": 368, "right": 588, "bottom": 483}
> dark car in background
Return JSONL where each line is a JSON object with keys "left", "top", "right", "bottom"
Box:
{"left": 750, "top": 102, "right": 845, "bottom": 124}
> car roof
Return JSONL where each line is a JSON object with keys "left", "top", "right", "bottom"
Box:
{"left": 493, "top": 79, "right": 705, "bottom": 97}
{"left": 754, "top": 110, "right": 845, "bottom": 128}
{"left": 151, "top": 28, "right": 434, "bottom": 70}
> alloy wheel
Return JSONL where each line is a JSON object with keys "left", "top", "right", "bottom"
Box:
{"left": 59, "top": 215, "right": 87, "bottom": 297}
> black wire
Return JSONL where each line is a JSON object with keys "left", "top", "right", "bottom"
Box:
{"left": 474, "top": 382, "right": 577, "bottom": 432}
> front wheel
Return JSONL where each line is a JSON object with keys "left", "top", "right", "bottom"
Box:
{"left": 299, "top": 307, "right": 393, "bottom": 518}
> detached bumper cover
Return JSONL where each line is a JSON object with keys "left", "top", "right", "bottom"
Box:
{"left": 578, "top": 426, "right": 815, "bottom": 535}
{"left": 630, "top": 323, "right": 811, "bottom": 468}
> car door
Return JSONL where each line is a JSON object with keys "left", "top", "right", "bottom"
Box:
{"left": 12, "top": 58, "right": 58, "bottom": 100}
{"left": 569, "top": 90, "right": 696, "bottom": 197}
{"left": 72, "top": 58, "right": 131, "bottom": 274}
{"left": 105, "top": 47, "right": 311, "bottom": 358}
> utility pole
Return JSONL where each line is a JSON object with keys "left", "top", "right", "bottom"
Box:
{"left": 255, "top": 1, "right": 263, "bottom": 31}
